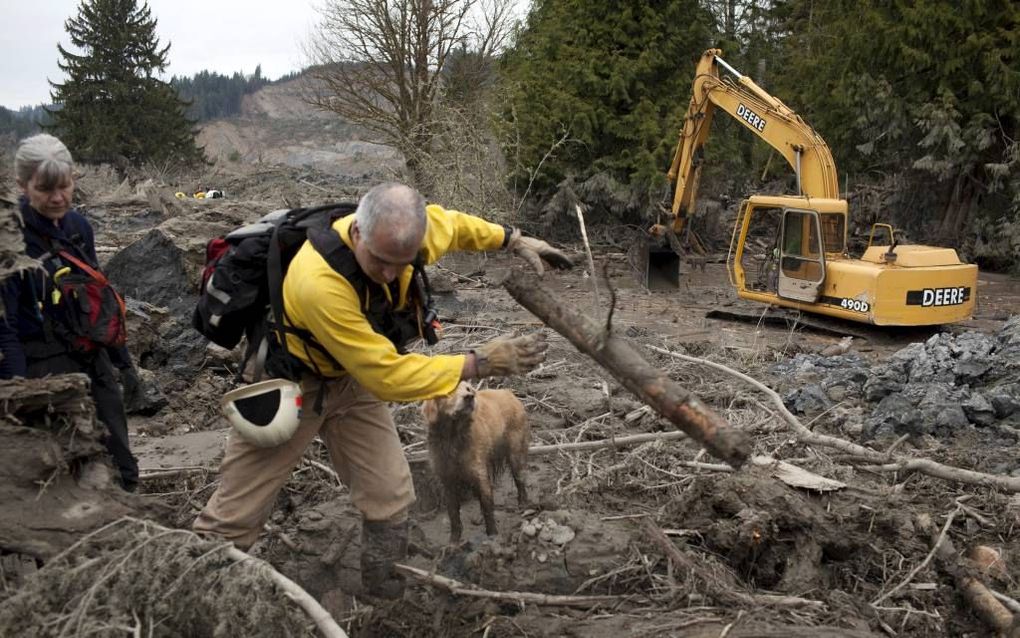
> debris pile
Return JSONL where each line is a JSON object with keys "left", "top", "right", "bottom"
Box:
{"left": 774, "top": 317, "right": 1020, "bottom": 438}
{"left": 0, "top": 519, "right": 319, "bottom": 637}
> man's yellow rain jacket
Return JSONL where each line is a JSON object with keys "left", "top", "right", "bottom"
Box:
{"left": 282, "top": 204, "right": 506, "bottom": 402}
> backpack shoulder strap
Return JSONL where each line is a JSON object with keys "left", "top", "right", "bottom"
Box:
{"left": 306, "top": 227, "right": 364, "bottom": 293}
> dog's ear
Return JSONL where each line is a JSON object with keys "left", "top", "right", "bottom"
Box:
{"left": 421, "top": 399, "right": 438, "bottom": 425}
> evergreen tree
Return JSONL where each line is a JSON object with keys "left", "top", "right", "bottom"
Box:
{"left": 500, "top": 0, "right": 714, "bottom": 196}
{"left": 172, "top": 67, "right": 272, "bottom": 121}
{"left": 771, "top": 0, "right": 1020, "bottom": 240}
{"left": 48, "top": 0, "right": 203, "bottom": 166}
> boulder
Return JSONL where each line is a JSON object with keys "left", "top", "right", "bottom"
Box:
{"left": 105, "top": 228, "right": 193, "bottom": 314}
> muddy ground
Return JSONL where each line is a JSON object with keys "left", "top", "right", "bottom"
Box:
{"left": 7, "top": 164, "right": 1020, "bottom": 637}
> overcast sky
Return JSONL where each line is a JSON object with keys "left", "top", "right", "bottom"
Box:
{"left": 0, "top": 0, "right": 320, "bottom": 110}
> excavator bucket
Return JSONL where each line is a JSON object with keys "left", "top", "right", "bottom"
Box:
{"left": 629, "top": 235, "right": 681, "bottom": 290}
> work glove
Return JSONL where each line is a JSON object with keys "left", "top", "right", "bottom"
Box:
{"left": 506, "top": 228, "right": 574, "bottom": 275}
{"left": 472, "top": 332, "right": 548, "bottom": 378}
{"left": 119, "top": 366, "right": 144, "bottom": 412}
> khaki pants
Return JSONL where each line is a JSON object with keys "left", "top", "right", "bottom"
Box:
{"left": 193, "top": 374, "right": 415, "bottom": 549}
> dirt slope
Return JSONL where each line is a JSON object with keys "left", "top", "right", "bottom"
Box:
{"left": 197, "top": 76, "right": 403, "bottom": 178}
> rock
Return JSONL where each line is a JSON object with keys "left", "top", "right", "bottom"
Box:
{"left": 865, "top": 394, "right": 920, "bottom": 438}
{"left": 126, "top": 367, "right": 169, "bottom": 416}
{"left": 105, "top": 228, "right": 193, "bottom": 314}
{"left": 537, "top": 524, "right": 554, "bottom": 543}
{"left": 987, "top": 383, "right": 1020, "bottom": 418}
{"left": 549, "top": 526, "right": 576, "bottom": 546}
{"left": 783, "top": 384, "right": 832, "bottom": 415}
{"left": 777, "top": 316, "right": 1020, "bottom": 438}
{"left": 962, "top": 392, "right": 997, "bottom": 426}
{"left": 819, "top": 336, "right": 853, "bottom": 357}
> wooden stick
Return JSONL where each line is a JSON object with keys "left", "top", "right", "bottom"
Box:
{"left": 305, "top": 459, "right": 342, "bottom": 487}
{"left": 226, "top": 547, "right": 348, "bottom": 638}
{"left": 503, "top": 272, "right": 750, "bottom": 467}
{"left": 395, "top": 563, "right": 622, "bottom": 608}
{"left": 574, "top": 204, "right": 600, "bottom": 311}
{"left": 407, "top": 429, "right": 691, "bottom": 465}
{"left": 139, "top": 467, "right": 215, "bottom": 481}
{"left": 651, "top": 346, "right": 1020, "bottom": 493}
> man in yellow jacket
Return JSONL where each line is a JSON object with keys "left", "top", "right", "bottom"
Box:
{"left": 194, "top": 182, "right": 571, "bottom": 598}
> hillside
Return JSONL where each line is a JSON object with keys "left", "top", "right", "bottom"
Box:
{"left": 197, "top": 76, "right": 403, "bottom": 179}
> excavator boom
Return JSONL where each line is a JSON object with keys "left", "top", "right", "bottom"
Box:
{"left": 668, "top": 49, "right": 839, "bottom": 235}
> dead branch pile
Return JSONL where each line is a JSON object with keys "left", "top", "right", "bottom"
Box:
{"left": 0, "top": 518, "right": 337, "bottom": 638}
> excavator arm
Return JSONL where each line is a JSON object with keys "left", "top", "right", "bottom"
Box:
{"left": 667, "top": 49, "right": 840, "bottom": 236}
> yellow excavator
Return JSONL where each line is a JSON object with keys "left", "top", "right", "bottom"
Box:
{"left": 658, "top": 48, "right": 977, "bottom": 326}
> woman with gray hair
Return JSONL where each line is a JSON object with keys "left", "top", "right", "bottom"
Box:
{"left": 0, "top": 133, "right": 140, "bottom": 491}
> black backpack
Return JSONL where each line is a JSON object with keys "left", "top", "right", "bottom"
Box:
{"left": 192, "top": 203, "right": 439, "bottom": 382}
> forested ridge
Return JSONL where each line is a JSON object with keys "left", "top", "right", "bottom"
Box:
{"left": 0, "top": 68, "right": 293, "bottom": 141}
{"left": 500, "top": 0, "right": 1020, "bottom": 269}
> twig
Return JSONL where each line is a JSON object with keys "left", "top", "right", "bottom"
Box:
{"left": 434, "top": 264, "right": 486, "bottom": 286}
{"left": 601, "top": 262, "right": 617, "bottom": 334}
{"left": 395, "top": 564, "right": 622, "bottom": 608}
{"left": 139, "top": 466, "right": 216, "bottom": 481}
{"left": 873, "top": 507, "right": 961, "bottom": 606}
{"left": 515, "top": 129, "right": 571, "bottom": 217}
{"left": 226, "top": 546, "right": 347, "bottom": 637}
{"left": 991, "top": 589, "right": 1020, "bottom": 615}
{"left": 298, "top": 179, "right": 330, "bottom": 193}
{"left": 574, "top": 204, "right": 600, "bottom": 312}
{"left": 306, "top": 459, "right": 343, "bottom": 487}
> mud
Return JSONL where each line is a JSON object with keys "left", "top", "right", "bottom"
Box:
{"left": 5, "top": 162, "right": 1020, "bottom": 637}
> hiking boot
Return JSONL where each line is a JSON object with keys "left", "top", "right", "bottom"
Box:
{"left": 361, "top": 519, "right": 408, "bottom": 599}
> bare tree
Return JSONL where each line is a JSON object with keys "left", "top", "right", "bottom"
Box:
{"left": 304, "top": 0, "right": 518, "bottom": 188}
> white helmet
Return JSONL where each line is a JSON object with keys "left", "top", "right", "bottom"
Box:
{"left": 221, "top": 379, "right": 303, "bottom": 448}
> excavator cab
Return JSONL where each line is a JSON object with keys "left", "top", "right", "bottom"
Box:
{"left": 729, "top": 195, "right": 849, "bottom": 305}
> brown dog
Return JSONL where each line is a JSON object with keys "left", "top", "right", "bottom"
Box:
{"left": 421, "top": 382, "right": 530, "bottom": 542}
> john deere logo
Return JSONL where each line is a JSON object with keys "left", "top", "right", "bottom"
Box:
{"left": 735, "top": 104, "right": 767, "bottom": 132}
{"left": 905, "top": 287, "right": 970, "bottom": 307}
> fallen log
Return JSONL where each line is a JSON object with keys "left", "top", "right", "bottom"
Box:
{"left": 503, "top": 271, "right": 749, "bottom": 467}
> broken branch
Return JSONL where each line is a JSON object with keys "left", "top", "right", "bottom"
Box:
{"left": 225, "top": 546, "right": 348, "bottom": 638}
{"left": 503, "top": 272, "right": 750, "bottom": 467}
{"left": 395, "top": 564, "right": 623, "bottom": 608}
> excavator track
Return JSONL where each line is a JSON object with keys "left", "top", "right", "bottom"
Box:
{"left": 704, "top": 305, "right": 941, "bottom": 342}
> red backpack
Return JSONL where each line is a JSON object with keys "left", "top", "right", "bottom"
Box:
{"left": 49, "top": 250, "right": 128, "bottom": 352}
